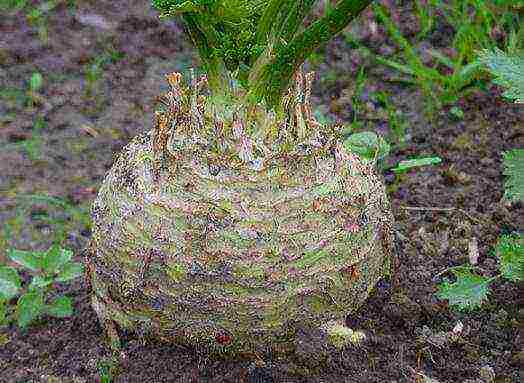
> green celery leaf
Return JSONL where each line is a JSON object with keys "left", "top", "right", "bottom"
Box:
{"left": 41, "top": 245, "right": 73, "bottom": 274}
{"left": 343, "top": 131, "right": 390, "bottom": 161}
{"left": 8, "top": 249, "right": 43, "bottom": 271}
{"left": 16, "top": 289, "right": 44, "bottom": 328}
{"left": 55, "top": 262, "right": 84, "bottom": 282}
{"left": 494, "top": 233, "right": 523, "bottom": 282}
{"left": 437, "top": 268, "right": 491, "bottom": 311}
{"left": 392, "top": 157, "right": 442, "bottom": 173}
{"left": 45, "top": 296, "right": 73, "bottom": 318}
{"left": 0, "top": 265, "right": 22, "bottom": 301}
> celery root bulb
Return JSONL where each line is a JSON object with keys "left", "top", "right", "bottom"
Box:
{"left": 85, "top": 71, "right": 395, "bottom": 358}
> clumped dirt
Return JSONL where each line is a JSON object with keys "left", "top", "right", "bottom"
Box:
{"left": 0, "top": 1, "right": 522, "bottom": 382}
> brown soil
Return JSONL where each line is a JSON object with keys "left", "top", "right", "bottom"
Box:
{"left": 0, "top": 1, "right": 522, "bottom": 382}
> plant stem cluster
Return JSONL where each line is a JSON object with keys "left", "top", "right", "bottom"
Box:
{"left": 151, "top": 0, "right": 372, "bottom": 110}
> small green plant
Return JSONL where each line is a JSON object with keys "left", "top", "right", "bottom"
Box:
{"left": 436, "top": 233, "right": 523, "bottom": 311}
{"left": 370, "top": 3, "right": 483, "bottom": 115}
{"left": 0, "top": 244, "right": 84, "bottom": 329}
{"left": 0, "top": 194, "right": 91, "bottom": 249}
{"left": 84, "top": 57, "right": 106, "bottom": 98}
{"left": 0, "top": 0, "right": 27, "bottom": 11}
{"left": 390, "top": 157, "right": 443, "bottom": 173}
{"left": 371, "top": 90, "right": 409, "bottom": 147}
{"left": 436, "top": 47, "right": 523, "bottom": 311}
{"left": 25, "top": 1, "right": 61, "bottom": 44}
{"left": 343, "top": 131, "right": 391, "bottom": 162}
{"left": 0, "top": 193, "right": 91, "bottom": 261}
{"left": 348, "top": 66, "right": 368, "bottom": 132}
{"left": 27, "top": 71, "right": 44, "bottom": 108}
{"left": 360, "top": 1, "right": 522, "bottom": 116}
{"left": 500, "top": 148, "right": 524, "bottom": 202}
{"left": 413, "top": 0, "right": 436, "bottom": 39}
{"left": 82, "top": 51, "right": 124, "bottom": 112}
{"left": 343, "top": 130, "right": 442, "bottom": 174}
{"left": 66, "top": 0, "right": 77, "bottom": 13}
{"left": 1, "top": 115, "right": 45, "bottom": 161}
{"left": 0, "top": 71, "right": 44, "bottom": 111}
{"left": 449, "top": 105, "right": 465, "bottom": 120}
{"left": 479, "top": 47, "right": 524, "bottom": 103}
{"left": 479, "top": 48, "right": 523, "bottom": 202}
{"left": 96, "top": 356, "right": 120, "bottom": 383}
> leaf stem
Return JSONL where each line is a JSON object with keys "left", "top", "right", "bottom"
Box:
{"left": 248, "top": 0, "right": 373, "bottom": 108}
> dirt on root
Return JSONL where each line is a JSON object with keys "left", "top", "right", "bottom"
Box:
{"left": 0, "top": 1, "right": 522, "bottom": 382}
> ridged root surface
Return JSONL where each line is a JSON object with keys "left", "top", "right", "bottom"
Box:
{"left": 86, "top": 70, "right": 395, "bottom": 358}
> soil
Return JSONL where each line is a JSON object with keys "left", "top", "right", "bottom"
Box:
{"left": 0, "top": 1, "right": 522, "bottom": 382}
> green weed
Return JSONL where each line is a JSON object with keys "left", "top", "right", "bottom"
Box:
{"left": 348, "top": 66, "right": 368, "bottom": 133}
{"left": 0, "top": 244, "right": 84, "bottom": 329}
{"left": 0, "top": 70, "right": 44, "bottom": 112}
{"left": 18, "top": 193, "right": 91, "bottom": 240}
{"left": 96, "top": 356, "right": 121, "bottom": 383}
{"left": 1, "top": 115, "right": 45, "bottom": 161}
{"left": 27, "top": 71, "right": 44, "bottom": 108}
{"left": 26, "top": 1, "right": 61, "bottom": 44}
{"left": 436, "top": 47, "right": 523, "bottom": 311}
{"left": 413, "top": 0, "right": 436, "bottom": 39}
{"left": 82, "top": 50, "right": 125, "bottom": 113}
{"left": 0, "top": 88, "right": 26, "bottom": 111}
{"left": 343, "top": 131, "right": 442, "bottom": 175}
{"left": 371, "top": 90, "right": 409, "bottom": 147}
{"left": 352, "top": 1, "right": 522, "bottom": 117}
{"left": 0, "top": 193, "right": 91, "bottom": 258}
{"left": 500, "top": 148, "right": 524, "bottom": 202}
{"left": 0, "top": 0, "right": 27, "bottom": 11}
{"left": 312, "top": 107, "right": 334, "bottom": 126}
{"left": 436, "top": 233, "right": 523, "bottom": 311}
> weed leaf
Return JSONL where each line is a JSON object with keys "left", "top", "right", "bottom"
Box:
{"left": 0, "top": 265, "right": 22, "bottom": 301}
{"left": 29, "top": 72, "right": 43, "bottom": 91}
{"left": 16, "top": 289, "right": 44, "bottom": 328}
{"left": 343, "top": 131, "right": 390, "bottom": 161}
{"left": 437, "top": 268, "right": 491, "bottom": 311}
{"left": 7, "top": 249, "right": 43, "bottom": 272}
{"left": 501, "top": 148, "right": 524, "bottom": 202}
{"left": 56, "top": 262, "right": 84, "bottom": 282}
{"left": 479, "top": 48, "right": 524, "bottom": 103}
{"left": 41, "top": 245, "right": 73, "bottom": 274}
{"left": 28, "top": 275, "right": 54, "bottom": 289}
{"left": 45, "top": 296, "right": 73, "bottom": 318}
{"left": 457, "top": 60, "right": 484, "bottom": 88}
{"left": 391, "top": 157, "right": 442, "bottom": 173}
{"left": 427, "top": 48, "right": 455, "bottom": 69}
{"left": 494, "top": 233, "right": 523, "bottom": 282}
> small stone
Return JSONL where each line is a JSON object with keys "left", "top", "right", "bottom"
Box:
{"left": 479, "top": 365, "right": 495, "bottom": 383}
{"left": 75, "top": 13, "right": 116, "bottom": 30}
{"left": 246, "top": 361, "right": 273, "bottom": 383}
{"left": 208, "top": 163, "right": 220, "bottom": 176}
